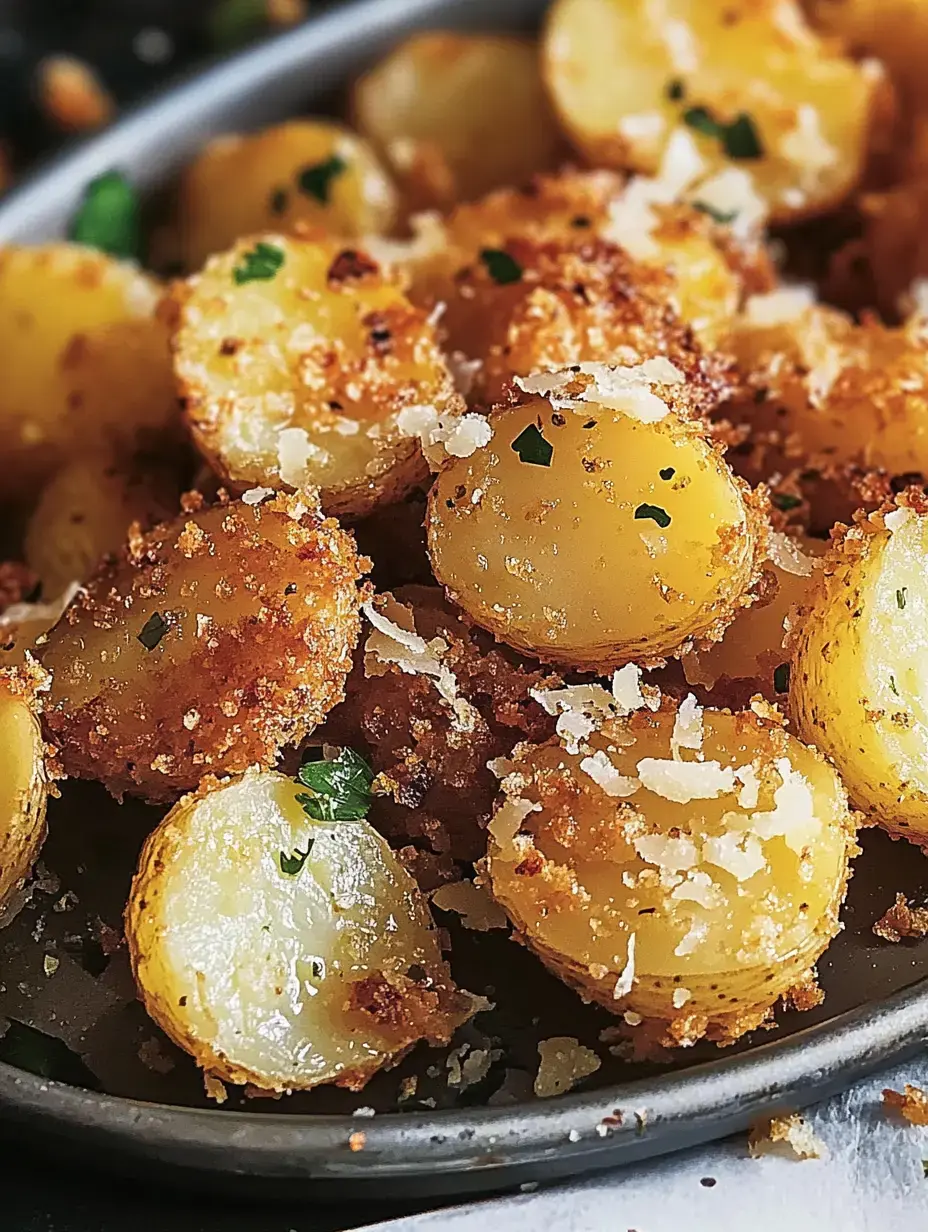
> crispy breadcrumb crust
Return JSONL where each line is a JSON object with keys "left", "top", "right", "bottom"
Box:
{"left": 873, "top": 893, "right": 928, "bottom": 942}
{"left": 882, "top": 1084, "right": 928, "bottom": 1126}
{"left": 41, "top": 491, "right": 368, "bottom": 802}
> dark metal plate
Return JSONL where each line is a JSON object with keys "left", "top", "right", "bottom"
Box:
{"left": 0, "top": 0, "right": 926, "bottom": 1201}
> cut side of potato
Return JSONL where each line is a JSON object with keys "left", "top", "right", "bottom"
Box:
{"left": 0, "top": 244, "right": 179, "bottom": 501}
{"left": 178, "top": 120, "right": 399, "bottom": 272}
{"left": 41, "top": 491, "right": 367, "bottom": 802}
{"left": 173, "top": 231, "right": 460, "bottom": 519}
{"left": 427, "top": 378, "right": 767, "bottom": 671}
{"left": 0, "top": 663, "right": 50, "bottom": 910}
{"left": 486, "top": 692, "right": 857, "bottom": 1045}
{"left": 790, "top": 498, "right": 928, "bottom": 845}
{"left": 126, "top": 766, "right": 473, "bottom": 1092}
{"left": 352, "top": 33, "right": 564, "bottom": 211}
{"left": 543, "top": 0, "right": 885, "bottom": 223}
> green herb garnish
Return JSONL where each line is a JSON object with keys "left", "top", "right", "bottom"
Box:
{"left": 279, "top": 844, "right": 312, "bottom": 876}
{"left": 890, "top": 675, "right": 900, "bottom": 697}
{"left": 297, "top": 154, "right": 348, "bottom": 204}
{"left": 270, "top": 186, "right": 288, "bottom": 215}
{"left": 511, "top": 423, "right": 553, "bottom": 467}
{"left": 659, "top": 466, "right": 675, "bottom": 481}
{"left": 296, "top": 747, "right": 374, "bottom": 822}
{"left": 233, "top": 241, "right": 285, "bottom": 285}
{"left": 897, "top": 587, "right": 908, "bottom": 610}
{"left": 635, "top": 503, "right": 671, "bottom": 529}
{"left": 666, "top": 78, "right": 686, "bottom": 101}
{"left": 692, "top": 201, "right": 738, "bottom": 225}
{"left": 773, "top": 663, "right": 790, "bottom": 694}
{"left": 137, "top": 612, "right": 168, "bottom": 651}
{"left": 683, "top": 106, "right": 764, "bottom": 160}
{"left": 772, "top": 493, "right": 802, "bottom": 512}
{"left": 480, "top": 248, "right": 523, "bottom": 285}
{"left": 69, "top": 170, "right": 140, "bottom": 260}
{"left": 922, "top": 1160, "right": 928, "bottom": 1179}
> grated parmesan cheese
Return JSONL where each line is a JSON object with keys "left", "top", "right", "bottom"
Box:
{"left": 779, "top": 105, "right": 838, "bottom": 192}
{"left": 670, "top": 870, "right": 724, "bottom": 909}
{"left": 241, "top": 486, "right": 275, "bottom": 505}
{"left": 749, "top": 758, "right": 819, "bottom": 853}
{"left": 674, "top": 920, "right": 708, "bottom": 956}
{"left": 613, "top": 932, "right": 636, "bottom": 999}
{"left": 634, "top": 832, "right": 699, "bottom": 872}
{"left": 612, "top": 662, "right": 660, "bottom": 713}
{"left": 672, "top": 987, "right": 691, "bottom": 1009}
{"left": 395, "top": 404, "right": 492, "bottom": 466}
{"left": 884, "top": 507, "right": 913, "bottom": 534}
{"left": 277, "top": 426, "right": 331, "bottom": 486}
{"left": 362, "top": 210, "right": 447, "bottom": 268}
{"left": 362, "top": 593, "right": 457, "bottom": 703}
{"left": 671, "top": 694, "right": 703, "bottom": 759}
{"left": 636, "top": 758, "right": 737, "bottom": 804}
{"left": 768, "top": 531, "right": 813, "bottom": 578}
{"left": 744, "top": 285, "right": 816, "bottom": 327}
{"left": 579, "top": 749, "right": 640, "bottom": 797}
{"left": 515, "top": 359, "right": 682, "bottom": 423}
{"left": 734, "top": 764, "right": 761, "bottom": 810}
{"left": 488, "top": 796, "right": 541, "bottom": 846}
{"left": 687, "top": 167, "right": 768, "bottom": 238}
{"left": 702, "top": 831, "right": 766, "bottom": 882}
{"left": 0, "top": 580, "right": 82, "bottom": 631}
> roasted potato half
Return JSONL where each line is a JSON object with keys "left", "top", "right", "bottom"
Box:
{"left": 790, "top": 500, "right": 928, "bottom": 845}
{"left": 126, "top": 766, "right": 473, "bottom": 1092}
{"left": 178, "top": 120, "right": 399, "bottom": 272}
{"left": 427, "top": 377, "right": 767, "bottom": 671}
{"left": 486, "top": 695, "right": 857, "bottom": 1044}
{"left": 352, "top": 33, "right": 564, "bottom": 211}
{"left": 41, "top": 491, "right": 366, "bottom": 802}
{"left": 25, "top": 454, "right": 179, "bottom": 599}
{"left": 543, "top": 0, "right": 884, "bottom": 223}
{"left": 0, "top": 664, "right": 49, "bottom": 909}
{"left": 804, "top": 0, "right": 928, "bottom": 110}
{"left": 0, "top": 244, "right": 178, "bottom": 500}
{"left": 173, "top": 232, "right": 459, "bottom": 519}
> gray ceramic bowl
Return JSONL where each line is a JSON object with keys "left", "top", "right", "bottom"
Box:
{"left": 1, "top": 0, "right": 927, "bottom": 1203}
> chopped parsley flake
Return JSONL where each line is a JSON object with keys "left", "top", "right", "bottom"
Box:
{"left": 772, "top": 492, "right": 802, "bottom": 512}
{"left": 511, "top": 423, "right": 553, "bottom": 467}
{"left": 279, "top": 844, "right": 312, "bottom": 876}
{"left": 773, "top": 663, "right": 790, "bottom": 694}
{"left": 922, "top": 1160, "right": 928, "bottom": 1179}
{"left": 233, "top": 241, "right": 285, "bottom": 285}
{"left": 297, "top": 154, "right": 348, "bottom": 204}
{"left": 270, "top": 186, "right": 288, "bottom": 215}
{"left": 480, "top": 248, "right": 523, "bottom": 285}
{"left": 890, "top": 675, "right": 900, "bottom": 697}
{"left": 69, "top": 170, "right": 140, "bottom": 260}
{"left": 683, "top": 106, "right": 764, "bottom": 160}
{"left": 296, "top": 747, "right": 374, "bottom": 822}
{"left": 137, "top": 612, "right": 168, "bottom": 651}
{"left": 635, "top": 503, "right": 671, "bottom": 529}
{"left": 897, "top": 587, "right": 908, "bottom": 610}
{"left": 666, "top": 78, "right": 686, "bottom": 101}
{"left": 659, "top": 466, "right": 675, "bottom": 481}
{"left": 692, "top": 201, "right": 738, "bottom": 225}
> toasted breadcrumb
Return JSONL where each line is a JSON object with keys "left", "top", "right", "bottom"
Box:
{"left": 203, "top": 1072, "right": 228, "bottom": 1104}
{"left": 873, "top": 894, "right": 928, "bottom": 943}
{"left": 883, "top": 1085, "right": 928, "bottom": 1126}
{"left": 748, "top": 1113, "right": 825, "bottom": 1160}
{"left": 534, "top": 1037, "right": 601, "bottom": 1098}
{"left": 430, "top": 879, "right": 509, "bottom": 931}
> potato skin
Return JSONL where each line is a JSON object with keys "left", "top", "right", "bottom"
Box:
{"left": 427, "top": 390, "right": 767, "bottom": 671}
{"left": 179, "top": 120, "right": 399, "bottom": 272}
{"left": 172, "top": 231, "right": 459, "bottom": 519}
{"left": 126, "top": 768, "right": 472, "bottom": 1092}
{"left": 486, "top": 701, "right": 856, "bottom": 1044}
{"left": 790, "top": 499, "right": 928, "bottom": 845}
{"left": 352, "top": 33, "right": 564, "bottom": 211}
{"left": 41, "top": 491, "right": 367, "bottom": 802}
{"left": 0, "top": 244, "right": 178, "bottom": 500}
{"left": 543, "top": 0, "right": 885, "bottom": 223}
{"left": 25, "top": 454, "right": 179, "bottom": 598}
{"left": 0, "top": 662, "right": 49, "bottom": 909}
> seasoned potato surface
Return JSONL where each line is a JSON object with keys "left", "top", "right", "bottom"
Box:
{"left": 0, "top": 665, "right": 49, "bottom": 908}
{"left": 428, "top": 381, "right": 766, "bottom": 670}
{"left": 42, "top": 492, "right": 366, "bottom": 802}
{"left": 126, "top": 767, "right": 472, "bottom": 1092}
{"left": 173, "top": 232, "right": 459, "bottom": 519}
{"left": 487, "top": 694, "right": 856, "bottom": 1043}
{"left": 179, "top": 120, "right": 399, "bottom": 272}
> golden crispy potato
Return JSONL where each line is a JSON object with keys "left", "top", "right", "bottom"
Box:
{"left": 41, "top": 491, "right": 367, "bottom": 803}
{"left": 805, "top": 0, "right": 928, "bottom": 109}
{"left": 790, "top": 498, "right": 928, "bottom": 846}
{"left": 432, "top": 233, "right": 733, "bottom": 408}
{"left": 352, "top": 33, "right": 564, "bottom": 211}
{"left": 126, "top": 765, "right": 473, "bottom": 1092}
{"left": 543, "top": 0, "right": 885, "bottom": 223}
{"left": 486, "top": 693, "right": 856, "bottom": 1044}
{"left": 395, "top": 170, "right": 774, "bottom": 359}
{"left": 172, "top": 232, "right": 460, "bottom": 519}
{"left": 723, "top": 293, "right": 928, "bottom": 530}
{"left": 0, "top": 663, "right": 49, "bottom": 909}
{"left": 427, "top": 378, "right": 767, "bottom": 671}
{"left": 178, "top": 120, "right": 399, "bottom": 272}
{"left": 683, "top": 533, "right": 825, "bottom": 704}
{"left": 25, "top": 454, "right": 179, "bottom": 598}
{"left": 0, "top": 244, "right": 178, "bottom": 500}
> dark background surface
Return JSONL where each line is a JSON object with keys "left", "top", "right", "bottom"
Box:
{"left": 0, "top": 3, "right": 406, "bottom": 1227}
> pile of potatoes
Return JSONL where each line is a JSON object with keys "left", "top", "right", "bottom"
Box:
{"left": 4, "top": 0, "right": 928, "bottom": 1098}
